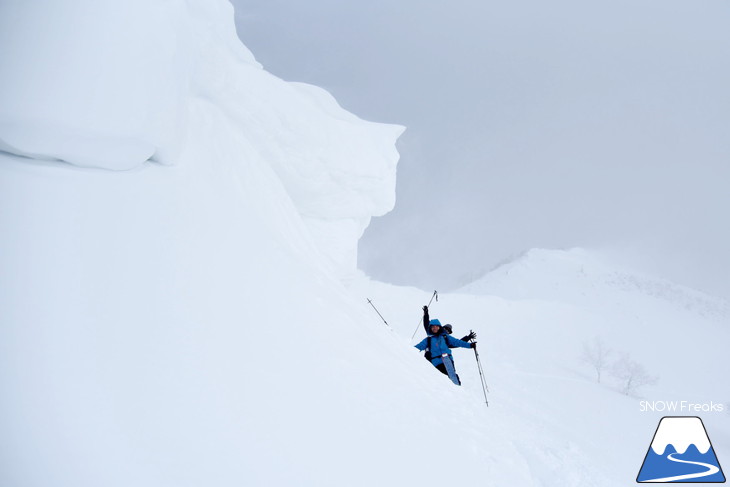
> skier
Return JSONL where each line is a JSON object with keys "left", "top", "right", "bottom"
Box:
{"left": 422, "top": 305, "right": 476, "bottom": 343}
{"left": 415, "top": 306, "right": 475, "bottom": 385}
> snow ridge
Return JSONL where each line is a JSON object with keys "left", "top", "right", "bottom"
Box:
{"left": 459, "top": 248, "right": 729, "bottom": 320}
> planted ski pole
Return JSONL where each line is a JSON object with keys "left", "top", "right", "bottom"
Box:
{"left": 474, "top": 346, "right": 490, "bottom": 406}
{"left": 366, "top": 298, "right": 390, "bottom": 328}
{"left": 410, "top": 290, "right": 438, "bottom": 340}
{"left": 468, "top": 331, "right": 489, "bottom": 406}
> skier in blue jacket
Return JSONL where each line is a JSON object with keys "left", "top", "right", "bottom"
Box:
{"left": 415, "top": 306, "right": 475, "bottom": 385}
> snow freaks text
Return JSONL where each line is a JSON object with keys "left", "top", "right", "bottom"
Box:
{"left": 639, "top": 401, "right": 725, "bottom": 413}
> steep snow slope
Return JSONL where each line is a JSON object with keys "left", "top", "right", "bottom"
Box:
{"left": 352, "top": 248, "right": 729, "bottom": 485}
{"left": 0, "top": 2, "right": 481, "bottom": 486}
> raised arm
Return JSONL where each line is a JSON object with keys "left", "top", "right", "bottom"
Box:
{"left": 422, "top": 305, "right": 430, "bottom": 333}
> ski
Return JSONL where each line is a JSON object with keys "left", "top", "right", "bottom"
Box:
{"left": 441, "top": 354, "right": 460, "bottom": 385}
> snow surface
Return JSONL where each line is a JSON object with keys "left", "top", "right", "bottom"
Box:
{"left": 352, "top": 249, "right": 730, "bottom": 485}
{"left": 454, "top": 248, "right": 730, "bottom": 401}
{"left": 1, "top": 1, "right": 728, "bottom": 486}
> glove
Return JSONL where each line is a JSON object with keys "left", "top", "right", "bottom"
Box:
{"left": 422, "top": 305, "right": 428, "bottom": 313}
{"left": 470, "top": 342, "right": 477, "bottom": 349}
{"left": 461, "top": 331, "right": 477, "bottom": 342}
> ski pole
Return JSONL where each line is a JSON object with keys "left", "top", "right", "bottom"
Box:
{"left": 410, "top": 290, "right": 438, "bottom": 340}
{"left": 366, "top": 298, "right": 390, "bottom": 328}
{"left": 471, "top": 339, "right": 489, "bottom": 406}
{"left": 474, "top": 346, "right": 489, "bottom": 393}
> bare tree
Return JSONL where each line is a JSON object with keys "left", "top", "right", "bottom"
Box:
{"left": 611, "top": 353, "right": 658, "bottom": 396}
{"left": 581, "top": 337, "right": 612, "bottom": 383}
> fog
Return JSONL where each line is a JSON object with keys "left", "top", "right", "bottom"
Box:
{"left": 232, "top": 0, "right": 730, "bottom": 298}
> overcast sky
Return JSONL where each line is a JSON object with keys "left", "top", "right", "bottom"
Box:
{"left": 232, "top": 0, "right": 730, "bottom": 298}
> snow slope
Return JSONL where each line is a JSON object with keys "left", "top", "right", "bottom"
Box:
{"left": 455, "top": 248, "right": 729, "bottom": 401}
{"left": 0, "top": 2, "right": 460, "bottom": 486}
{"left": 352, "top": 248, "right": 729, "bottom": 485}
{"left": 1, "top": 1, "right": 728, "bottom": 486}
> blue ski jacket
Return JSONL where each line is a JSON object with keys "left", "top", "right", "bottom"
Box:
{"left": 415, "top": 332, "right": 472, "bottom": 366}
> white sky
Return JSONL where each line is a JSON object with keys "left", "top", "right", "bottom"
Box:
{"left": 232, "top": 0, "right": 730, "bottom": 298}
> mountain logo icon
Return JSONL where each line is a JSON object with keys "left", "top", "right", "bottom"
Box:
{"left": 637, "top": 416, "right": 726, "bottom": 483}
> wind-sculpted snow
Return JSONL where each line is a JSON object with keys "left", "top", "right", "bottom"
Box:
{"left": 0, "top": 0, "right": 401, "bottom": 279}
{"left": 0, "top": 0, "right": 190, "bottom": 169}
{"left": 0, "top": 2, "right": 419, "bottom": 487}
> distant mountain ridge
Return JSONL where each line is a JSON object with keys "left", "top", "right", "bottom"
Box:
{"left": 458, "top": 248, "right": 729, "bottom": 321}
